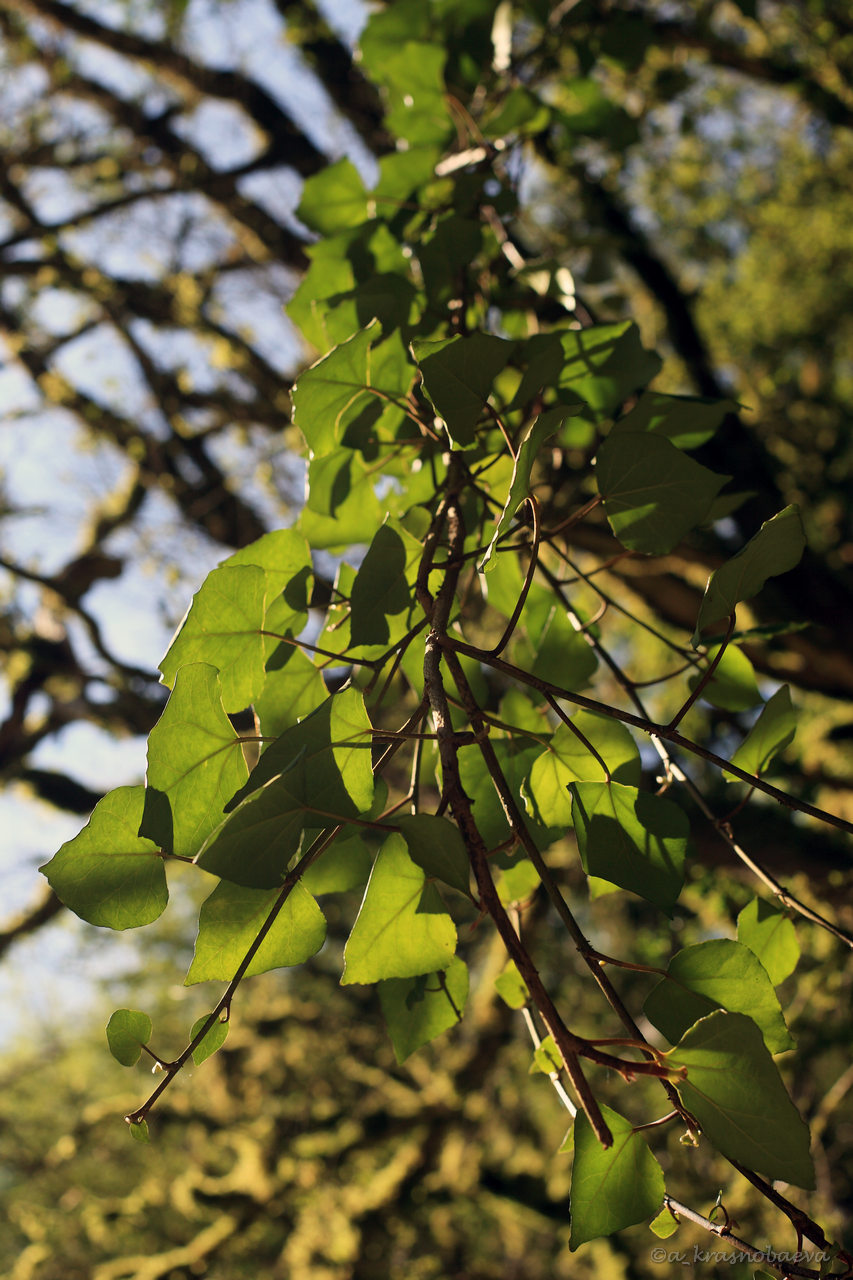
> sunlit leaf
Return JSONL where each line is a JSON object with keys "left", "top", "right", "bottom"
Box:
{"left": 569, "top": 1103, "right": 665, "bottom": 1249}
{"left": 107, "top": 1009, "right": 152, "bottom": 1066}
{"left": 727, "top": 686, "right": 796, "bottom": 780}
{"left": 737, "top": 899, "right": 799, "bottom": 986}
{"left": 186, "top": 880, "right": 326, "bottom": 983}
{"left": 41, "top": 786, "right": 167, "bottom": 930}
{"left": 139, "top": 664, "right": 248, "bottom": 858}
{"left": 693, "top": 506, "right": 806, "bottom": 644}
{"left": 379, "top": 957, "right": 468, "bottom": 1062}
{"left": 190, "top": 1014, "right": 229, "bottom": 1065}
{"left": 524, "top": 711, "right": 641, "bottom": 828}
{"left": 644, "top": 939, "right": 793, "bottom": 1053}
{"left": 668, "top": 1012, "right": 814, "bottom": 1188}
{"left": 342, "top": 833, "right": 456, "bottom": 984}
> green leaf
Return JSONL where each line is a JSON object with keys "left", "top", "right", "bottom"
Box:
{"left": 494, "top": 961, "right": 529, "bottom": 1010}
{"left": 569, "top": 1104, "right": 665, "bottom": 1250}
{"left": 727, "top": 686, "right": 796, "bottom": 780}
{"left": 509, "top": 589, "right": 598, "bottom": 691}
{"left": 364, "top": 42, "right": 451, "bottom": 146}
{"left": 596, "top": 432, "right": 727, "bottom": 555}
{"left": 512, "top": 324, "right": 660, "bottom": 418}
{"left": 530, "top": 1034, "right": 561, "bottom": 1075}
{"left": 292, "top": 323, "right": 412, "bottom": 458}
{"left": 412, "top": 333, "right": 514, "bottom": 447}
{"left": 481, "top": 407, "right": 572, "bottom": 569}
{"left": 301, "top": 833, "right": 373, "bottom": 896}
{"left": 687, "top": 644, "right": 762, "bottom": 713}
{"left": 107, "top": 1009, "right": 152, "bottom": 1066}
{"left": 140, "top": 664, "right": 248, "bottom": 858}
{"left": 482, "top": 87, "right": 551, "bottom": 138}
{"left": 644, "top": 940, "right": 794, "bottom": 1053}
{"left": 128, "top": 1118, "right": 150, "bottom": 1143}
{"left": 159, "top": 566, "right": 267, "bottom": 713}
{"left": 297, "top": 158, "right": 368, "bottom": 235}
{"left": 300, "top": 453, "right": 386, "bottom": 550}
{"left": 254, "top": 647, "right": 328, "bottom": 736}
{"left": 737, "top": 899, "right": 799, "bottom": 986}
{"left": 498, "top": 858, "right": 541, "bottom": 905}
{"left": 342, "top": 833, "right": 456, "bottom": 984}
{"left": 41, "top": 786, "right": 167, "bottom": 930}
{"left": 667, "top": 1012, "right": 815, "bottom": 1188}
{"left": 186, "top": 880, "right": 326, "bottom": 983}
{"left": 350, "top": 522, "right": 412, "bottom": 646}
{"left": 693, "top": 506, "right": 806, "bottom": 645}
{"left": 221, "top": 528, "right": 312, "bottom": 647}
{"left": 379, "top": 958, "right": 468, "bottom": 1062}
{"left": 395, "top": 814, "right": 470, "bottom": 896}
{"left": 649, "top": 1205, "right": 679, "bottom": 1239}
{"left": 570, "top": 781, "right": 687, "bottom": 913}
{"left": 190, "top": 1014, "right": 229, "bottom": 1065}
{"left": 613, "top": 391, "right": 736, "bottom": 450}
{"left": 524, "top": 711, "right": 641, "bottom": 828}
{"left": 233, "top": 686, "right": 373, "bottom": 814}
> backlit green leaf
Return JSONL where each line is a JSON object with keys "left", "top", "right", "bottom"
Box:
{"left": 727, "top": 686, "right": 796, "bottom": 780}
{"left": 379, "top": 958, "right": 468, "bottom": 1062}
{"left": 186, "top": 880, "right": 326, "bottom": 983}
{"left": 570, "top": 781, "right": 687, "bottom": 913}
{"left": 300, "top": 833, "right": 373, "bottom": 896}
{"left": 737, "top": 899, "right": 799, "bottom": 986}
{"left": 140, "top": 664, "right": 248, "bottom": 858}
{"left": 494, "top": 961, "right": 529, "bottom": 1010}
{"left": 512, "top": 324, "right": 660, "bottom": 418}
{"left": 613, "top": 391, "right": 736, "bottom": 450}
{"left": 570, "top": 1103, "right": 665, "bottom": 1249}
{"left": 106, "top": 1009, "right": 152, "bottom": 1066}
{"left": 297, "top": 158, "right": 368, "bottom": 235}
{"left": 350, "top": 523, "right": 412, "bottom": 646}
{"left": 667, "top": 1012, "right": 814, "bottom": 1188}
{"left": 222, "top": 528, "right": 312, "bottom": 648}
{"left": 687, "top": 644, "right": 762, "bottom": 712}
{"left": 597, "top": 432, "right": 727, "bottom": 555}
{"left": 41, "top": 786, "right": 167, "bottom": 930}
{"left": 693, "top": 506, "right": 806, "bottom": 645}
{"left": 190, "top": 1014, "right": 229, "bottom": 1065}
{"left": 412, "top": 333, "right": 514, "bottom": 447}
{"left": 159, "top": 565, "right": 267, "bottom": 713}
{"left": 644, "top": 939, "right": 794, "bottom": 1053}
{"left": 254, "top": 647, "right": 328, "bottom": 736}
{"left": 395, "top": 813, "right": 471, "bottom": 896}
{"left": 342, "top": 833, "right": 456, "bottom": 984}
{"left": 524, "top": 711, "right": 641, "bottom": 828}
{"left": 481, "top": 407, "right": 572, "bottom": 569}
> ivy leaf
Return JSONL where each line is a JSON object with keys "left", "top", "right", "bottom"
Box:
{"left": 512, "top": 324, "right": 660, "bottom": 418}
{"left": 221, "top": 528, "right": 312, "bottom": 649}
{"left": 297, "top": 158, "right": 368, "bottom": 235}
{"left": 342, "top": 833, "right": 456, "bottom": 984}
{"left": 379, "top": 957, "right": 468, "bottom": 1062}
{"left": 233, "top": 687, "right": 373, "bottom": 814}
{"left": 106, "top": 1009, "right": 152, "bottom": 1066}
{"left": 412, "top": 333, "right": 514, "bottom": 448}
{"left": 301, "top": 833, "right": 373, "bottom": 896}
{"left": 570, "top": 781, "right": 687, "bottom": 913}
{"left": 569, "top": 1103, "right": 665, "bottom": 1250}
{"left": 190, "top": 1014, "right": 229, "bottom": 1065}
{"left": 186, "top": 880, "right": 326, "bottom": 983}
{"left": 667, "top": 1012, "right": 815, "bottom": 1188}
{"left": 159, "top": 565, "right": 267, "bottom": 713}
{"left": 41, "top": 786, "right": 167, "bottom": 930}
{"left": 613, "top": 391, "right": 737, "bottom": 450}
{"left": 292, "top": 323, "right": 412, "bottom": 458}
{"left": 395, "top": 813, "right": 470, "bottom": 895}
{"left": 687, "top": 644, "right": 762, "bottom": 713}
{"left": 644, "top": 940, "right": 794, "bottom": 1053}
{"left": 140, "top": 664, "right": 248, "bottom": 859}
{"left": 349, "top": 522, "right": 412, "bottom": 646}
{"left": 693, "top": 506, "right": 806, "bottom": 645}
{"left": 481, "top": 407, "right": 572, "bottom": 569}
{"left": 524, "top": 711, "right": 641, "bottom": 828}
{"left": 254, "top": 647, "right": 328, "bottom": 737}
{"left": 596, "top": 432, "right": 727, "bottom": 555}
{"left": 494, "top": 961, "right": 529, "bottom": 1010}
{"left": 737, "top": 899, "right": 799, "bottom": 986}
{"left": 727, "top": 686, "right": 796, "bottom": 780}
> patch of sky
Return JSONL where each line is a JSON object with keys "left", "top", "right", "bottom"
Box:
{"left": 207, "top": 262, "right": 304, "bottom": 376}
{"left": 314, "top": 0, "right": 370, "bottom": 46}
{"left": 29, "top": 288, "right": 99, "bottom": 341}
{"left": 237, "top": 166, "right": 309, "bottom": 236}
{"left": 62, "top": 191, "right": 241, "bottom": 281}
{"left": 29, "top": 722, "right": 148, "bottom": 795}
{"left": 52, "top": 323, "right": 167, "bottom": 436}
{"left": 171, "top": 99, "right": 268, "bottom": 172}
{"left": 205, "top": 423, "right": 305, "bottom": 529}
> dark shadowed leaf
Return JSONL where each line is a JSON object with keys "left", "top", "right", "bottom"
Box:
{"left": 412, "top": 333, "right": 514, "bottom": 447}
